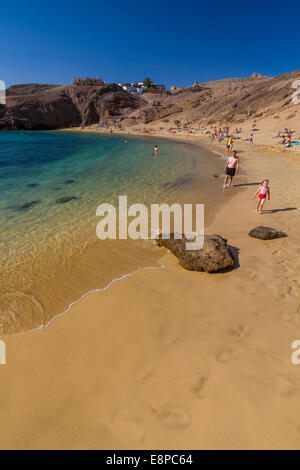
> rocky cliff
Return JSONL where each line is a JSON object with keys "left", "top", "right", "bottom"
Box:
{"left": 0, "top": 83, "right": 144, "bottom": 130}
{"left": 1, "top": 71, "right": 300, "bottom": 130}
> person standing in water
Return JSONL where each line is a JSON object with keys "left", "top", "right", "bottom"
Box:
{"left": 153, "top": 145, "right": 159, "bottom": 156}
{"left": 224, "top": 150, "right": 239, "bottom": 187}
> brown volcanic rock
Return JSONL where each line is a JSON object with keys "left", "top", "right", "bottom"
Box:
{"left": 142, "top": 70, "right": 300, "bottom": 127}
{"left": 6, "top": 83, "right": 60, "bottom": 97}
{"left": 0, "top": 83, "right": 144, "bottom": 130}
{"left": 156, "top": 234, "right": 235, "bottom": 273}
{"left": 249, "top": 226, "right": 287, "bottom": 240}
{"left": 2, "top": 70, "right": 300, "bottom": 130}
{"left": 1, "top": 85, "right": 81, "bottom": 129}
{"left": 66, "top": 83, "right": 143, "bottom": 126}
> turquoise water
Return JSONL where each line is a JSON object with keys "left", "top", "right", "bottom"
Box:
{"left": 0, "top": 131, "right": 226, "bottom": 334}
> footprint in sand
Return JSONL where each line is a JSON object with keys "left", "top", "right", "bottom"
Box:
{"left": 151, "top": 404, "right": 191, "bottom": 429}
{"left": 111, "top": 416, "right": 145, "bottom": 445}
{"left": 283, "top": 266, "right": 293, "bottom": 277}
{"left": 276, "top": 375, "right": 297, "bottom": 397}
{"left": 278, "top": 260, "right": 295, "bottom": 280}
{"left": 291, "top": 280, "right": 300, "bottom": 293}
{"left": 280, "top": 310, "right": 300, "bottom": 324}
{"left": 229, "top": 324, "right": 248, "bottom": 338}
{"left": 251, "top": 273, "right": 260, "bottom": 281}
{"left": 277, "top": 292, "right": 287, "bottom": 301}
{"left": 277, "top": 286, "right": 296, "bottom": 301}
{"left": 193, "top": 376, "right": 214, "bottom": 399}
{"left": 287, "top": 286, "right": 298, "bottom": 297}
{"left": 216, "top": 348, "right": 240, "bottom": 363}
{"left": 137, "top": 361, "right": 156, "bottom": 381}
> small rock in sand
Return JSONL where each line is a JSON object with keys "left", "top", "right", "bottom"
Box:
{"left": 249, "top": 226, "right": 287, "bottom": 240}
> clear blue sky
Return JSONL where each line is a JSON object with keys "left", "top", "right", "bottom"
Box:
{"left": 2, "top": 0, "right": 300, "bottom": 88}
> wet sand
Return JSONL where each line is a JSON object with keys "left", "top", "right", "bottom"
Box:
{"left": 0, "top": 141, "right": 300, "bottom": 449}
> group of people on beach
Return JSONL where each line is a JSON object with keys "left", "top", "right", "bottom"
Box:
{"left": 220, "top": 120, "right": 298, "bottom": 212}
{"left": 274, "top": 128, "right": 299, "bottom": 148}
{"left": 209, "top": 126, "right": 255, "bottom": 148}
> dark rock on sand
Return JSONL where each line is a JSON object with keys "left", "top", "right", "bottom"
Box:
{"left": 249, "top": 226, "right": 287, "bottom": 240}
{"left": 19, "top": 200, "right": 40, "bottom": 210}
{"left": 213, "top": 174, "right": 219, "bottom": 178}
{"left": 64, "top": 179, "right": 75, "bottom": 184}
{"left": 156, "top": 234, "right": 235, "bottom": 273}
{"left": 55, "top": 196, "right": 77, "bottom": 204}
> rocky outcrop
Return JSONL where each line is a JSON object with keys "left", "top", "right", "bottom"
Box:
{"left": 2, "top": 70, "right": 300, "bottom": 130}
{"left": 156, "top": 234, "right": 235, "bottom": 273}
{"left": 0, "top": 83, "right": 145, "bottom": 130}
{"left": 249, "top": 226, "right": 287, "bottom": 240}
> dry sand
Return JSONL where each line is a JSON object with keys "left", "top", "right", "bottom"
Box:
{"left": 0, "top": 140, "right": 300, "bottom": 450}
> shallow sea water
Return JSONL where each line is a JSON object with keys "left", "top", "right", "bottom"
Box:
{"left": 0, "top": 131, "right": 232, "bottom": 334}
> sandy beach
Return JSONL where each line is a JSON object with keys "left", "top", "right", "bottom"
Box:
{"left": 62, "top": 104, "right": 300, "bottom": 155}
{"left": 0, "top": 134, "right": 300, "bottom": 449}
{"left": 2, "top": 0, "right": 300, "bottom": 452}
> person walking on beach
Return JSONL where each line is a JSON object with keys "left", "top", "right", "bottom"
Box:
{"left": 153, "top": 145, "right": 159, "bottom": 156}
{"left": 224, "top": 150, "right": 239, "bottom": 187}
{"left": 252, "top": 179, "right": 270, "bottom": 214}
{"left": 226, "top": 135, "right": 233, "bottom": 155}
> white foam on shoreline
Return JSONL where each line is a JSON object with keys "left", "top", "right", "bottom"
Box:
{"left": 1, "top": 264, "right": 165, "bottom": 340}
{"left": 211, "top": 149, "right": 228, "bottom": 160}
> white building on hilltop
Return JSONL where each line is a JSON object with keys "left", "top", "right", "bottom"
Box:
{"left": 119, "top": 82, "right": 146, "bottom": 95}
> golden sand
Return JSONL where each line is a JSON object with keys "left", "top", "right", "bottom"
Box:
{"left": 0, "top": 139, "right": 300, "bottom": 449}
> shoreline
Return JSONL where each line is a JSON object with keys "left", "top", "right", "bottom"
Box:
{"left": 57, "top": 123, "right": 300, "bottom": 155}
{"left": 0, "top": 132, "right": 231, "bottom": 336}
{"left": 0, "top": 265, "right": 164, "bottom": 340}
{"left": 1, "top": 141, "right": 239, "bottom": 340}
{"left": 1, "top": 133, "right": 300, "bottom": 449}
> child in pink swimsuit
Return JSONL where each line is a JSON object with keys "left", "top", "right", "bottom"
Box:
{"left": 252, "top": 179, "right": 270, "bottom": 213}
